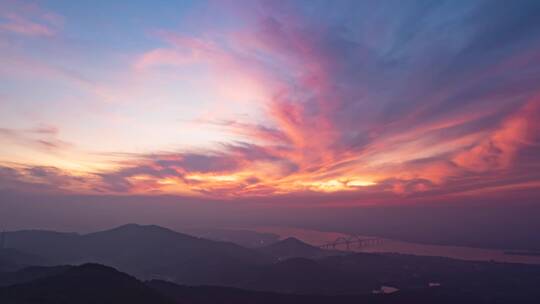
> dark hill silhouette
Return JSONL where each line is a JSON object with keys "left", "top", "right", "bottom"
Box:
{"left": 1, "top": 261, "right": 540, "bottom": 303}
{"left": 0, "top": 263, "right": 173, "bottom": 304}
{"left": 259, "top": 237, "right": 342, "bottom": 259}
{"left": 147, "top": 279, "right": 526, "bottom": 304}
{"left": 5, "top": 224, "right": 269, "bottom": 282}
{"left": 242, "top": 257, "right": 362, "bottom": 294}
{"left": 4, "top": 224, "right": 540, "bottom": 299}
{"left": 2, "top": 263, "right": 538, "bottom": 304}
{"left": 223, "top": 253, "right": 540, "bottom": 296}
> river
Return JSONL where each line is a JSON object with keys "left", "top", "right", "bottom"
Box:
{"left": 250, "top": 226, "right": 540, "bottom": 265}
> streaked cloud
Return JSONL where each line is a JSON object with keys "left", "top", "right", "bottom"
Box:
{"left": 0, "top": 0, "right": 62, "bottom": 37}
{"left": 0, "top": 124, "right": 73, "bottom": 153}
{"left": 1, "top": 0, "right": 540, "bottom": 205}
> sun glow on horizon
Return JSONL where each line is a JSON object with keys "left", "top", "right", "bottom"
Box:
{"left": 1, "top": 0, "right": 539, "bottom": 203}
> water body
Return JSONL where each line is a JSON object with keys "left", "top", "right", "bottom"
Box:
{"left": 372, "top": 286, "right": 399, "bottom": 294}
{"left": 251, "top": 226, "right": 540, "bottom": 265}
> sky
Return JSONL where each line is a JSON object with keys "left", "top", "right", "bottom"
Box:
{"left": 1, "top": 0, "right": 540, "bottom": 213}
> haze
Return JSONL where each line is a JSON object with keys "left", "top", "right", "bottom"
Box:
{"left": 1, "top": 0, "right": 540, "bottom": 250}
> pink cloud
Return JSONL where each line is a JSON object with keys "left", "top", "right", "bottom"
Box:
{"left": 0, "top": 1, "right": 62, "bottom": 37}
{"left": 0, "top": 13, "right": 53, "bottom": 36}
{"left": 4, "top": 2, "right": 540, "bottom": 204}
{"left": 453, "top": 97, "right": 540, "bottom": 172}
{"left": 0, "top": 124, "right": 73, "bottom": 153}
{"left": 134, "top": 48, "right": 195, "bottom": 70}
{"left": 122, "top": 7, "right": 540, "bottom": 201}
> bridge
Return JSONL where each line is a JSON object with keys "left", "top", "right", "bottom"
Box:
{"left": 319, "top": 236, "right": 383, "bottom": 251}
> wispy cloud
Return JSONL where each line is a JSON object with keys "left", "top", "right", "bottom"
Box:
{"left": 1, "top": 0, "right": 540, "bottom": 204}
{"left": 0, "top": 0, "right": 62, "bottom": 37}
{"left": 0, "top": 124, "right": 73, "bottom": 153}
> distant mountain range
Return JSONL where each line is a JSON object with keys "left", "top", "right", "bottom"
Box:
{"left": 3, "top": 224, "right": 268, "bottom": 283}
{"left": 184, "top": 228, "right": 280, "bottom": 248}
{"left": 2, "top": 224, "right": 540, "bottom": 300}
{"left": 0, "top": 248, "right": 47, "bottom": 272}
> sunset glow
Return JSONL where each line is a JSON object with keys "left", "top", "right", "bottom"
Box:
{"left": 1, "top": 0, "right": 540, "bottom": 205}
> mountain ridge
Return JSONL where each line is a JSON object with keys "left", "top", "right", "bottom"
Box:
{"left": 259, "top": 237, "right": 342, "bottom": 259}
{"left": 4, "top": 224, "right": 270, "bottom": 282}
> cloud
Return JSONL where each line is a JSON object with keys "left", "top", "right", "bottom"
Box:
{"left": 0, "top": 0, "right": 62, "bottom": 37}
{"left": 0, "top": 124, "right": 72, "bottom": 153}
{"left": 57, "top": 0, "right": 540, "bottom": 199}
{"left": 453, "top": 98, "right": 540, "bottom": 172}
{"left": 3, "top": 1, "right": 540, "bottom": 203}
{"left": 94, "top": 142, "right": 294, "bottom": 195}
{"left": 134, "top": 48, "right": 194, "bottom": 70}
{"left": 0, "top": 164, "right": 91, "bottom": 193}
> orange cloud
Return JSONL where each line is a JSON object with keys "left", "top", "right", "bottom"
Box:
{"left": 3, "top": 2, "right": 540, "bottom": 206}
